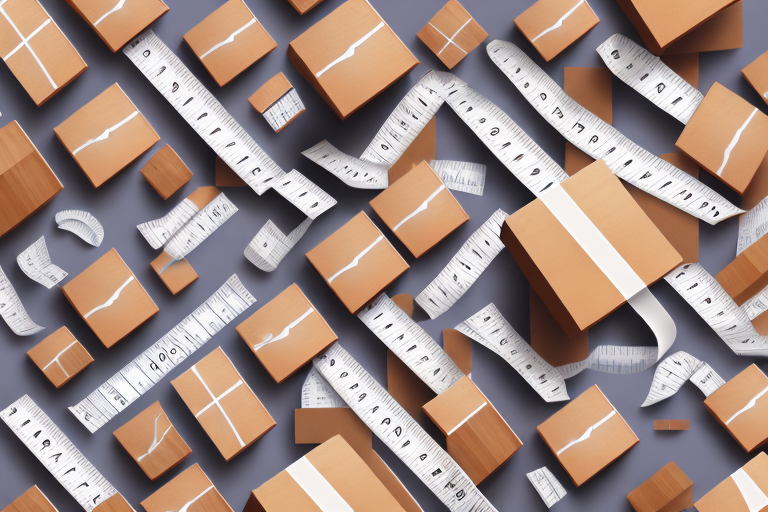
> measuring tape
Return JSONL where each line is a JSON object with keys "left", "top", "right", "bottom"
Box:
{"left": 486, "top": 40, "right": 743, "bottom": 225}
{"left": 55, "top": 210, "right": 104, "bottom": 247}
{"left": 1, "top": 395, "right": 120, "bottom": 511}
{"left": 313, "top": 343, "right": 497, "bottom": 512}
{"left": 0, "top": 263, "right": 43, "bottom": 336}
{"left": 300, "top": 367, "right": 347, "bottom": 409}
{"left": 302, "top": 140, "right": 389, "bottom": 189}
{"left": 69, "top": 275, "right": 255, "bottom": 433}
{"left": 526, "top": 467, "right": 566, "bottom": 508}
{"left": 244, "top": 218, "right": 312, "bottom": 272}
{"left": 642, "top": 351, "right": 725, "bottom": 407}
{"left": 138, "top": 198, "right": 199, "bottom": 250}
{"left": 271, "top": 170, "right": 337, "bottom": 220}
{"left": 17, "top": 236, "right": 67, "bottom": 289}
{"left": 429, "top": 160, "right": 486, "bottom": 196}
{"left": 738, "top": 197, "right": 768, "bottom": 256}
{"left": 163, "top": 193, "right": 238, "bottom": 261}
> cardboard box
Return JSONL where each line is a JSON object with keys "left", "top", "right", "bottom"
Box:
{"left": 563, "top": 67, "right": 613, "bottom": 175}
{"left": 62, "top": 248, "right": 158, "bottom": 348}
{"left": 538, "top": 385, "right": 639, "bottom": 486}
{"left": 140, "top": 145, "right": 192, "bottom": 200}
{"left": 54, "top": 83, "right": 160, "bottom": 188}
{"left": 171, "top": 347, "right": 275, "bottom": 461}
{"left": 215, "top": 156, "right": 246, "bottom": 187}
{"left": 743, "top": 49, "right": 768, "bottom": 108}
{"left": 244, "top": 435, "right": 406, "bottom": 512}
{"left": 661, "top": 54, "right": 699, "bottom": 88}
{"left": 92, "top": 494, "right": 133, "bottom": 512}
{"left": 248, "top": 73, "right": 305, "bottom": 132}
{"left": 184, "top": 0, "right": 276, "bottom": 87}
{"left": 370, "top": 161, "right": 469, "bottom": 258}
{"left": 660, "top": 1, "right": 742, "bottom": 55}
{"left": 423, "top": 376, "right": 521, "bottom": 484}
{"left": 387, "top": 117, "right": 437, "bottom": 185}
{"left": 113, "top": 401, "right": 191, "bottom": 481}
{"left": 4, "top": 486, "right": 58, "bottom": 512}
{"left": 288, "top": 0, "right": 418, "bottom": 120}
{"left": 64, "top": 0, "right": 168, "bottom": 52}
{"left": 530, "top": 288, "right": 589, "bottom": 365}
{"left": 653, "top": 420, "right": 691, "bottom": 431}
{"left": 141, "top": 463, "right": 233, "bottom": 512}
{"left": 306, "top": 211, "right": 409, "bottom": 313}
{"left": 704, "top": 363, "right": 768, "bottom": 452}
{"left": 417, "top": 0, "right": 487, "bottom": 69}
{"left": 237, "top": 283, "right": 337, "bottom": 383}
{"left": 502, "top": 160, "right": 683, "bottom": 337}
{"left": 285, "top": 0, "right": 325, "bottom": 15}
{"left": 627, "top": 461, "right": 694, "bottom": 512}
{"left": 743, "top": 152, "right": 768, "bottom": 211}
{"left": 0, "top": 121, "right": 63, "bottom": 238}
{"left": 695, "top": 452, "right": 768, "bottom": 512}
{"left": 613, "top": 0, "right": 737, "bottom": 54}
{"left": 27, "top": 327, "right": 93, "bottom": 388}
{"left": 716, "top": 234, "right": 768, "bottom": 306}
{"left": 0, "top": 0, "right": 87, "bottom": 106}
{"left": 676, "top": 82, "right": 768, "bottom": 194}
{"left": 150, "top": 253, "right": 198, "bottom": 295}
{"left": 755, "top": 310, "right": 768, "bottom": 337}
{"left": 514, "top": 0, "right": 600, "bottom": 62}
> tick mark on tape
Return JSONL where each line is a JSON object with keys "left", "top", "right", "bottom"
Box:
{"left": 531, "top": 0, "right": 586, "bottom": 42}
{"left": 316, "top": 22, "right": 384, "bottom": 78}
{"left": 200, "top": 18, "right": 257, "bottom": 59}
{"left": 73, "top": 111, "right": 139, "bottom": 155}
{"left": 84, "top": 276, "right": 134, "bottom": 318}
{"left": 716, "top": 107, "right": 758, "bottom": 176}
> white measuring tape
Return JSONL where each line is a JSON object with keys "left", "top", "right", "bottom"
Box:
{"left": 738, "top": 197, "right": 768, "bottom": 256}
{"left": 17, "top": 236, "right": 67, "bottom": 289}
{"left": 162, "top": 193, "right": 238, "bottom": 262}
{"left": 300, "top": 367, "right": 347, "bottom": 409}
{"left": 69, "top": 275, "right": 255, "bottom": 433}
{"left": 244, "top": 218, "right": 313, "bottom": 273}
{"left": 0, "top": 263, "right": 44, "bottom": 336}
{"left": 55, "top": 210, "right": 104, "bottom": 247}
{"left": 641, "top": 351, "right": 726, "bottom": 407}
{"left": 526, "top": 467, "right": 566, "bottom": 509}
{"left": 429, "top": 160, "right": 486, "bottom": 196}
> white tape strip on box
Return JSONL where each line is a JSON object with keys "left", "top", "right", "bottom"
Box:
{"left": 286, "top": 457, "right": 355, "bottom": 512}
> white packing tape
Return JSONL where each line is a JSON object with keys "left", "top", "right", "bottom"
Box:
{"left": 731, "top": 467, "right": 768, "bottom": 512}
{"left": 286, "top": 457, "right": 355, "bottom": 512}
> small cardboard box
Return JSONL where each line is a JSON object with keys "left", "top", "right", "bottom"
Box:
{"left": 249, "top": 73, "right": 305, "bottom": 133}
{"left": 215, "top": 156, "right": 246, "bottom": 187}
{"left": 27, "top": 327, "right": 93, "bottom": 388}
{"left": 288, "top": 0, "right": 418, "bottom": 120}
{"left": 614, "top": 0, "right": 737, "bottom": 54}
{"left": 140, "top": 145, "right": 192, "bottom": 200}
{"left": 704, "top": 363, "right": 768, "bottom": 453}
{"left": 417, "top": 0, "right": 487, "bottom": 69}
{"left": 141, "top": 463, "right": 233, "bottom": 512}
{"left": 423, "top": 376, "right": 522, "bottom": 484}
{"left": 184, "top": 0, "right": 276, "bottom": 87}
{"left": 244, "top": 435, "right": 406, "bottom": 512}
{"left": 716, "top": 234, "right": 768, "bottom": 306}
{"left": 538, "top": 385, "right": 639, "bottom": 486}
{"left": 695, "top": 452, "right": 768, "bottom": 512}
{"left": 627, "top": 461, "right": 694, "bottom": 512}
{"left": 0, "top": 121, "right": 63, "bottom": 238}
{"left": 113, "top": 401, "right": 191, "bottom": 481}
{"left": 150, "top": 253, "right": 198, "bottom": 295}
{"left": 62, "top": 248, "right": 158, "bottom": 348}
{"left": 237, "top": 283, "right": 337, "bottom": 383}
{"left": 64, "top": 0, "right": 168, "bottom": 52}
{"left": 4, "top": 486, "right": 58, "bottom": 512}
{"left": 171, "top": 347, "right": 275, "bottom": 461}
{"left": 514, "top": 0, "right": 600, "bottom": 62}
{"left": 660, "top": 1, "right": 742, "bottom": 55}
{"left": 501, "top": 160, "right": 682, "bottom": 338}
{"left": 743, "top": 49, "right": 768, "bottom": 108}
{"left": 306, "top": 211, "right": 409, "bottom": 313}
{"left": 285, "top": 0, "right": 324, "bottom": 15}
{"left": 0, "top": 0, "right": 87, "bottom": 106}
{"left": 676, "top": 82, "right": 768, "bottom": 194}
{"left": 54, "top": 83, "right": 160, "bottom": 188}
{"left": 370, "top": 161, "right": 469, "bottom": 258}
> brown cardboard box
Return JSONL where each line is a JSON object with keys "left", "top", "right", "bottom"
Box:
{"left": 388, "top": 117, "right": 436, "bottom": 184}
{"left": 27, "top": 327, "right": 92, "bottom": 388}
{"left": 244, "top": 435, "right": 406, "bottom": 512}
{"left": 661, "top": 1, "right": 742, "bottom": 55}
{"left": 141, "top": 463, "right": 233, "bottom": 512}
{"left": 676, "top": 82, "right": 768, "bottom": 195}
{"left": 237, "top": 283, "right": 337, "bottom": 383}
{"left": 417, "top": 0, "right": 487, "bottom": 69}
{"left": 563, "top": 67, "right": 612, "bottom": 175}
{"left": 113, "top": 401, "right": 191, "bottom": 481}
{"left": 654, "top": 420, "right": 691, "bottom": 431}
{"left": 184, "top": 0, "right": 276, "bottom": 87}
{"left": 704, "top": 363, "right": 768, "bottom": 452}
{"left": 538, "top": 385, "right": 639, "bottom": 486}
{"left": 695, "top": 452, "right": 768, "bottom": 512}
{"left": 150, "top": 253, "right": 198, "bottom": 295}
{"left": 140, "top": 145, "right": 192, "bottom": 200}
{"left": 288, "top": 0, "right": 419, "bottom": 120}
{"left": 387, "top": 350, "right": 435, "bottom": 422}
{"left": 62, "top": 248, "right": 158, "bottom": 348}
{"left": 215, "top": 156, "right": 246, "bottom": 187}
{"left": 248, "top": 73, "right": 305, "bottom": 132}
{"left": 286, "top": 0, "right": 325, "bottom": 15}
{"left": 64, "top": 0, "right": 168, "bottom": 52}
{"left": 514, "top": 0, "right": 600, "bottom": 62}
{"left": 0, "top": 121, "right": 63, "bottom": 238}
{"left": 423, "top": 376, "right": 522, "bottom": 484}
{"left": 743, "top": 49, "right": 768, "bottom": 108}
{"left": 4, "top": 486, "right": 58, "bottom": 512}
{"left": 54, "top": 83, "right": 160, "bottom": 188}
{"left": 171, "top": 347, "right": 275, "bottom": 461}
{"left": 627, "top": 461, "right": 694, "bottom": 512}
{"left": 530, "top": 288, "right": 589, "bottom": 365}
{"left": 370, "top": 161, "right": 469, "bottom": 258}
{"left": 502, "top": 160, "right": 683, "bottom": 337}
{"left": 0, "top": 0, "right": 87, "bottom": 106}
{"left": 92, "top": 494, "right": 133, "bottom": 512}
{"left": 743, "top": 152, "right": 768, "bottom": 211}
{"left": 306, "top": 211, "right": 409, "bottom": 313}
{"left": 755, "top": 310, "right": 768, "bottom": 336}
{"left": 613, "top": 0, "right": 737, "bottom": 54}
{"left": 716, "top": 234, "right": 768, "bottom": 306}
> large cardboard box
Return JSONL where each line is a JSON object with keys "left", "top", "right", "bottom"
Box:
{"left": 417, "top": 0, "right": 487, "bottom": 69}
{"left": 716, "top": 234, "right": 768, "bottom": 306}
{"left": 695, "top": 452, "right": 768, "bottom": 512}
{"left": 627, "top": 461, "right": 694, "bottom": 512}
{"left": 514, "top": 0, "right": 600, "bottom": 62}
{"left": 141, "top": 463, "right": 233, "bottom": 512}
{"left": 288, "top": 0, "right": 418, "bottom": 119}
{"left": 743, "top": 49, "right": 768, "bottom": 108}
{"left": 27, "top": 327, "right": 92, "bottom": 388}
{"left": 64, "top": 0, "right": 168, "bottom": 52}
{"left": 538, "top": 385, "right": 639, "bottom": 486}
{"left": 501, "top": 160, "right": 682, "bottom": 338}
{"left": 244, "top": 435, "right": 406, "bottom": 512}
{"left": 703, "top": 364, "right": 768, "bottom": 453}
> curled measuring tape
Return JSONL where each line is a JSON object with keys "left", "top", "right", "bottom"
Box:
{"left": 642, "top": 351, "right": 726, "bottom": 407}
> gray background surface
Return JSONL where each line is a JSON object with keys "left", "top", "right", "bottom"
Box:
{"left": 1, "top": 0, "right": 767, "bottom": 510}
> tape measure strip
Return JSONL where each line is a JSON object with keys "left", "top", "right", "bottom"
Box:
{"left": 244, "top": 218, "right": 312, "bottom": 272}
{"left": 486, "top": 40, "right": 743, "bottom": 225}
{"left": 69, "top": 275, "right": 255, "bottom": 433}
{"left": 264, "top": 88, "right": 304, "bottom": 132}
{"left": 641, "top": 351, "right": 725, "bottom": 407}
{"left": 163, "top": 193, "right": 238, "bottom": 261}
{"left": 55, "top": 210, "right": 104, "bottom": 247}
{"left": 272, "top": 170, "right": 337, "bottom": 220}
{"left": 138, "top": 198, "right": 199, "bottom": 250}
{"left": 526, "top": 467, "right": 566, "bottom": 509}
{"left": 1, "top": 395, "right": 119, "bottom": 511}
{"left": 358, "top": 293, "right": 465, "bottom": 394}
{"left": 302, "top": 140, "right": 389, "bottom": 189}
{"left": 737, "top": 196, "right": 768, "bottom": 256}
{"left": 0, "top": 263, "right": 44, "bottom": 336}
{"left": 313, "top": 343, "right": 497, "bottom": 512}
{"left": 301, "top": 367, "right": 347, "bottom": 409}
{"left": 17, "top": 236, "right": 67, "bottom": 289}
{"left": 597, "top": 34, "right": 704, "bottom": 124}
{"left": 743, "top": 286, "right": 768, "bottom": 321}
{"left": 429, "top": 160, "right": 486, "bottom": 196}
